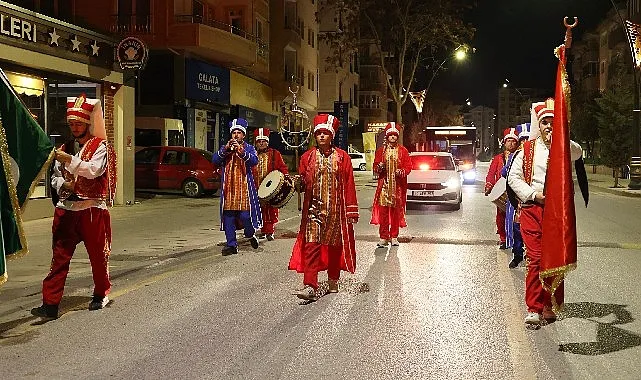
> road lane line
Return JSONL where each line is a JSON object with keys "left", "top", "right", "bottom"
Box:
{"left": 496, "top": 251, "right": 538, "bottom": 379}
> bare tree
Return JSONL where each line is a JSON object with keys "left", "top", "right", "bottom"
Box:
{"left": 344, "top": 0, "right": 474, "bottom": 124}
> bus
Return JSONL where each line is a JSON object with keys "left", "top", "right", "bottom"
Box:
{"left": 423, "top": 126, "right": 478, "bottom": 184}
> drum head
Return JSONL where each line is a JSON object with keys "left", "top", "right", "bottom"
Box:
{"left": 488, "top": 177, "right": 507, "bottom": 202}
{"left": 258, "top": 170, "right": 285, "bottom": 200}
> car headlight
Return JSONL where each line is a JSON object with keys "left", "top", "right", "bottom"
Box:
{"left": 463, "top": 170, "right": 476, "bottom": 181}
{"left": 460, "top": 163, "right": 474, "bottom": 171}
{"left": 441, "top": 177, "right": 460, "bottom": 188}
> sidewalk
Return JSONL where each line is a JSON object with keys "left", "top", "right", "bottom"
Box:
{"left": 584, "top": 171, "right": 641, "bottom": 198}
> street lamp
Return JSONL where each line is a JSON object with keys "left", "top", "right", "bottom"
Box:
{"left": 610, "top": 1, "right": 641, "bottom": 189}
{"left": 424, "top": 44, "right": 470, "bottom": 97}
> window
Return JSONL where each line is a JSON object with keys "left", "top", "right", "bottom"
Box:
{"left": 256, "top": 19, "right": 264, "bottom": 41}
{"left": 162, "top": 150, "right": 190, "bottom": 165}
{"left": 135, "top": 148, "right": 160, "bottom": 164}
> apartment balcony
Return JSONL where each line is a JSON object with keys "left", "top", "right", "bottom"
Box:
{"left": 169, "top": 15, "right": 269, "bottom": 73}
{"left": 110, "top": 14, "right": 153, "bottom": 34}
{"left": 282, "top": 27, "right": 302, "bottom": 49}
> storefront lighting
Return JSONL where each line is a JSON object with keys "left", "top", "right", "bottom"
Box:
{"left": 5, "top": 71, "right": 44, "bottom": 96}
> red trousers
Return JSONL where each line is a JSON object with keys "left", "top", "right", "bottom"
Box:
{"left": 520, "top": 205, "right": 564, "bottom": 314}
{"left": 303, "top": 242, "right": 341, "bottom": 289}
{"left": 378, "top": 205, "right": 400, "bottom": 240}
{"left": 496, "top": 207, "right": 506, "bottom": 243}
{"left": 260, "top": 204, "right": 278, "bottom": 234}
{"left": 42, "top": 207, "right": 112, "bottom": 305}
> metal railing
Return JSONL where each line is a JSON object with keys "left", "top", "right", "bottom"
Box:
{"left": 110, "top": 14, "right": 153, "bottom": 34}
{"left": 174, "top": 14, "right": 269, "bottom": 59}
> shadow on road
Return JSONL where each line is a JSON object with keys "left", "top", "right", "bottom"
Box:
{"left": 558, "top": 302, "right": 641, "bottom": 355}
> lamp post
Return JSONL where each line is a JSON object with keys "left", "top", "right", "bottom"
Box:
{"left": 610, "top": 0, "right": 641, "bottom": 189}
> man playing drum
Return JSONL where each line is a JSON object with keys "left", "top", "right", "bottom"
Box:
{"left": 370, "top": 122, "right": 412, "bottom": 248}
{"left": 212, "top": 118, "right": 262, "bottom": 256}
{"left": 252, "top": 128, "right": 289, "bottom": 241}
{"left": 501, "top": 124, "right": 531, "bottom": 269}
{"left": 288, "top": 114, "right": 359, "bottom": 301}
{"left": 485, "top": 128, "right": 519, "bottom": 249}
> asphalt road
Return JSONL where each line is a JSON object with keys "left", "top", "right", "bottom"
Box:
{"left": 1, "top": 166, "right": 641, "bottom": 379}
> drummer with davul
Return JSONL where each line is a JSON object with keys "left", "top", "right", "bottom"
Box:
{"left": 212, "top": 118, "right": 262, "bottom": 256}
{"left": 485, "top": 128, "right": 519, "bottom": 249}
{"left": 252, "top": 128, "right": 289, "bottom": 241}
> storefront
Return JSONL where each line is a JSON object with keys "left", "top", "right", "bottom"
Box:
{"left": 184, "top": 58, "right": 230, "bottom": 152}
{"left": 1, "top": 2, "right": 135, "bottom": 220}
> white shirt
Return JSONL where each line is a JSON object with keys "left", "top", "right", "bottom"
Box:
{"left": 51, "top": 141, "right": 108, "bottom": 211}
{"left": 507, "top": 137, "right": 583, "bottom": 203}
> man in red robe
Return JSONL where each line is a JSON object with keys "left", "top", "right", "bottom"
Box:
{"left": 485, "top": 129, "right": 518, "bottom": 248}
{"left": 252, "top": 128, "right": 289, "bottom": 240}
{"left": 289, "top": 114, "right": 359, "bottom": 301}
{"left": 32, "top": 94, "right": 117, "bottom": 319}
{"left": 370, "top": 122, "right": 412, "bottom": 247}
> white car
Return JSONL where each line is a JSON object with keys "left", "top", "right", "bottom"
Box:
{"left": 350, "top": 152, "right": 367, "bottom": 171}
{"left": 406, "top": 152, "right": 462, "bottom": 210}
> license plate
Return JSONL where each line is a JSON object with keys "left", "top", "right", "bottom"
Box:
{"left": 413, "top": 190, "right": 434, "bottom": 196}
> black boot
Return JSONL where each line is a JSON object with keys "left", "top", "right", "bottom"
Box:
{"left": 508, "top": 255, "right": 523, "bottom": 269}
{"left": 222, "top": 246, "right": 238, "bottom": 256}
{"left": 31, "top": 303, "right": 59, "bottom": 319}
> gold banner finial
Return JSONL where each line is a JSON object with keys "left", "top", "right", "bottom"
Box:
{"left": 563, "top": 17, "right": 578, "bottom": 48}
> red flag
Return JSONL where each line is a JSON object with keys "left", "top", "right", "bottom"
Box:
{"left": 540, "top": 44, "right": 577, "bottom": 311}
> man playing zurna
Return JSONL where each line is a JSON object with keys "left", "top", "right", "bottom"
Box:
{"left": 32, "top": 94, "right": 117, "bottom": 319}
{"left": 252, "top": 128, "right": 289, "bottom": 241}
{"left": 370, "top": 122, "right": 412, "bottom": 248}
{"left": 212, "top": 118, "right": 261, "bottom": 256}
{"left": 289, "top": 114, "right": 359, "bottom": 302}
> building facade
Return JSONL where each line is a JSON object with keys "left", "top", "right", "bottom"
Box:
{"left": 0, "top": 1, "right": 135, "bottom": 220}
{"left": 317, "top": 3, "right": 359, "bottom": 148}
{"left": 270, "top": 0, "right": 318, "bottom": 114}
{"left": 496, "top": 86, "right": 547, "bottom": 152}
{"left": 77, "top": 0, "right": 276, "bottom": 153}
{"left": 463, "top": 105, "right": 495, "bottom": 157}
{"left": 358, "top": 40, "right": 388, "bottom": 135}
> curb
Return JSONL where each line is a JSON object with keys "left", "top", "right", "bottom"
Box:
{"left": 588, "top": 183, "right": 641, "bottom": 198}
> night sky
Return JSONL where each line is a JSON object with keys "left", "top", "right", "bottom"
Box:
{"left": 425, "top": 0, "right": 614, "bottom": 109}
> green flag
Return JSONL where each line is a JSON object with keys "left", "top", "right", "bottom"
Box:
{"left": 0, "top": 68, "right": 55, "bottom": 286}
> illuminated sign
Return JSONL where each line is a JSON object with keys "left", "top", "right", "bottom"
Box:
{"left": 0, "top": 12, "right": 37, "bottom": 42}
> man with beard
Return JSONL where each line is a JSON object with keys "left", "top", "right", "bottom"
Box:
{"left": 32, "top": 94, "right": 117, "bottom": 319}
{"left": 485, "top": 130, "right": 517, "bottom": 249}
{"left": 252, "top": 128, "right": 288, "bottom": 241}
{"left": 289, "top": 114, "right": 359, "bottom": 301}
{"left": 507, "top": 98, "right": 583, "bottom": 326}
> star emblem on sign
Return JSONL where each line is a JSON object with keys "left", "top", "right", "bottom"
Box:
{"left": 49, "top": 28, "right": 60, "bottom": 46}
{"left": 91, "top": 41, "right": 100, "bottom": 56}
{"left": 71, "top": 35, "right": 82, "bottom": 52}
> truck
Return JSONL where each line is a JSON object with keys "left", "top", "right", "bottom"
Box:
{"left": 422, "top": 125, "right": 478, "bottom": 184}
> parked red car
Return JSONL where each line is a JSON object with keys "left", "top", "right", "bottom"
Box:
{"left": 135, "top": 146, "right": 220, "bottom": 197}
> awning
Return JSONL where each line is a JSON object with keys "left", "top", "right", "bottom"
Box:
{"left": 5, "top": 71, "right": 44, "bottom": 97}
